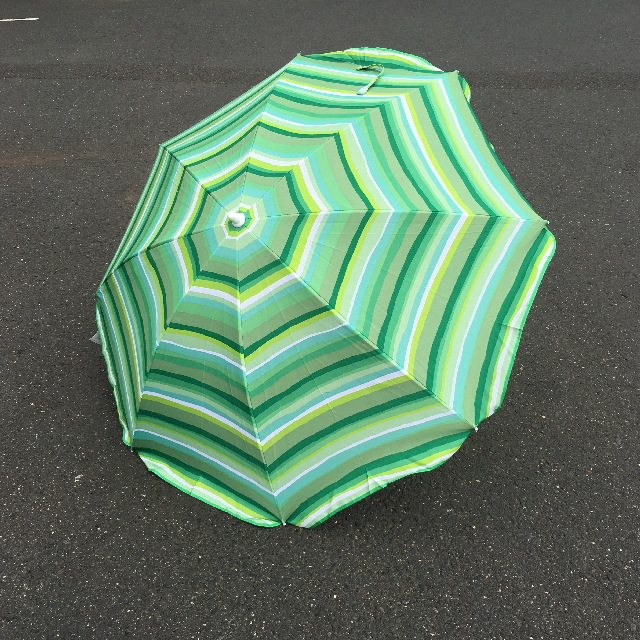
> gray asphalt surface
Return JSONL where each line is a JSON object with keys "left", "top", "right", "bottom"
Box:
{"left": 1, "top": 1, "right": 639, "bottom": 638}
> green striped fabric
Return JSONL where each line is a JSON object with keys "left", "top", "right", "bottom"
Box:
{"left": 96, "top": 47, "right": 555, "bottom": 527}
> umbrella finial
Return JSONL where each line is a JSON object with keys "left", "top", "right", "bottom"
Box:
{"left": 228, "top": 210, "right": 246, "bottom": 227}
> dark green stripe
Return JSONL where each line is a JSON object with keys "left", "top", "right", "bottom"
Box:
{"left": 473, "top": 229, "right": 549, "bottom": 423}
{"left": 328, "top": 211, "right": 374, "bottom": 308}
{"left": 253, "top": 348, "right": 381, "bottom": 421}
{"left": 285, "top": 67, "right": 366, "bottom": 89}
{"left": 136, "top": 410, "right": 260, "bottom": 466}
{"left": 250, "top": 331, "right": 365, "bottom": 398}
{"left": 287, "top": 431, "right": 467, "bottom": 524}
{"left": 239, "top": 259, "right": 283, "bottom": 290}
{"left": 425, "top": 216, "right": 498, "bottom": 391}
{"left": 420, "top": 84, "right": 498, "bottom": 217}
{"left": 119, "top": 152, "right": 177, "bottom": 262}
{"left": 169, "top": 322, "right": 242, "bottom": 353}
{"left": 133, "top": 446, "right": 275, "bottom": 516}
{"left": 148, "top": 163, "right": 190, "bottom": 247}
{"left": 377, "top": 211, "right": 440, "bottom": 351}
{"left": 147, "top": 368, "right": 251, "bottom": 420}
{"left": 145, "top": 250, "right": 173, "bottom": 330}
{"left": 280, "top": 213, "right": 307, "bottom": 264}
{"left": 101, "top": 283, "right": 137, "bottom": 393}
{"left": 244, "top": 306, "right": 331, "bottom": 357}
{"left": 268, "top": 389, "right": 432, "bottom": 473}
{"left": 118, "top": 265, "right": 150, "bottom": 371}
{"left": 379, "top": 104, "right": 441, "bottom": 211}
{"left": 96, "top": 298, "right": 131, "bottom": 425}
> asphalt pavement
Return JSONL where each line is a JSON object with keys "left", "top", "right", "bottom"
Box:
{"left": 1, "top": 1, "right": 639, "bottom": 638}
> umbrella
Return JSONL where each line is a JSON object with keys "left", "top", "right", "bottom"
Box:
{"left": 96, "top": 47, "right": 555, "bottom": 527}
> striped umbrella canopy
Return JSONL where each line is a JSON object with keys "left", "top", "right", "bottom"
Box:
{"left": 96, "top": 47, "right": 555, "bottom": 528}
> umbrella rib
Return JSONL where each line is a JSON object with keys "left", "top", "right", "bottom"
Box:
{"left": 237, "top": 101, "right": 269, "bottom": 204}
{"left": 118, "top": 66, "right": 513, "bottom": 270}
{"left": 200, "top": 85, "right": 440, "bottom": 219}
{"left": 105, "top": 152, "right": 232, "bottom": 279}
{"left": 109, "top": 143, "right": 244, "bottom": 278}
{"left": 221, "top": 81, "right": 484, "bottom": 219}
{"left": 104, "top": 77, "right": 535, "bottom": 439}
{"left": 163, "top": 62, "right": 291, "bottom": 154}
{"left": 248, "top": 232, "right": 476, "bottom": 433}
{"left": 237, "top": 247, "right": 284, "bottom": 520}
{"left": 107, "top": 69, "right": 465, "bottom": 280}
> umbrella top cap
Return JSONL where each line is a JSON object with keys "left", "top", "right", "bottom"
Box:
{"left": 228, "top": 210, "right": 246, "bottom": 228}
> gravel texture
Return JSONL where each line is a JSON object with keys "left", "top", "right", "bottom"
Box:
{"left": 1, "top": 1, "right": 639, "bottom": 638}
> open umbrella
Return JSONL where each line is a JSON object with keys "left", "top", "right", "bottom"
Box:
{"left": 96, "top": 47, "right": 555, "bottom": 527}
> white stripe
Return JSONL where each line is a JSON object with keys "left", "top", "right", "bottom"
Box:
{"left": 135, "top": 430, "right": 272, "bottom": 494}
{"left": 293, "top": 159, "right": 329, "bottom": 273}
{"left": 99, "top": 294, "right": 136, "bottom": 432}
{"left": 175, "top": 149, "right": 300, "bottom": 194}
{"left": 300, "top": 452, "right": 454, "bottom": 527}
{"left": 270, "top": 115, "right": 396, "bottom": 285}
{"left": 279, "top": 78, "right": 399, "bottom": 100}
{"left": 162, "top": 340, "right": 245, "bottom": 371}
{"left": 347, "top": 121, "right": 393, "bottom": 209}
{"left": 204, "top": 150, "right": 256, "bottom": 182}
{"left": 135, "top": 162, "right": 184, "bottom": 253}
{"left": 178, "top": 112, "right": 262, "bottom": 164}
{"left": 354, "top": 48, "right": 442, "bottom": 72}
{"left": 189, "top": 286, "right": 239, "bottom": 306}
{"left": 290, "top": 60, "right": 372, "bottom": 79}
{"left": 174, "top": 183, "right": 204, "bottom": 238}
{"left": 263, "top": 112, "right": 359, "bottom": 132}
{"left": 142, "top": 391, "right": 258, "bottom": 442}
{"left": 398, "top": 89, "right": 463, "bottom": 212}
{"left": 166, "top": 73, "right": 282, "bottom": 153}
{"left": 291, "top": 59, "right": 440, "bottom": 81}
{"left": 241, "top": 273, "right": 298, "bottom": 309}
{"left": 297, "top": 211, "right": 326, "bottom": 274}
{"left": 187, "top": 150, "right": 299, "bottom": 191}
{"left": 299, "top": 158, "right": 328, "bottom": 212}
{"left": 246, "top": 322, "right": 349, "bottom": 376}
{"left": 449, "top": 220, "right": 524, "bottom": 405}
{"left": 262, "top": 370, "right": 407, "bottom": 444}
{"left": 439, "top": 83, "right": 522, "bottom": 218}
{"left": 248, "top": 151, "right": 301, "bottom": 168}
{"left": 0, "top": 17, "right": 38, "bottom": 21}
{"left": 488, "top": 241, "right": 554, "bottom": 413}
{"left": 276, "top": 409, "right": 455, "bottom": 496}
{"left": 96, "top": 308, "right": 133, "bottom": 445}
{"left": 172, "top": 240, "right": 190, "bottom": 293}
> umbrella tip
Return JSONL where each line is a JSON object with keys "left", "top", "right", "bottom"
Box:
{"left": 228, "top": 210, "right": 246, "bottom": 228}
